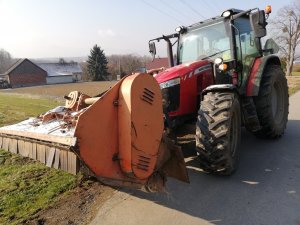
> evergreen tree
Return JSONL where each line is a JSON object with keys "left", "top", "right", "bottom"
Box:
{"left": 87, "top": 45, "right": 109, "bottom": 81}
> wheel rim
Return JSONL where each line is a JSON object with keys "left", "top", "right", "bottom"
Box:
{"left": 272, "top": 81, "right": 285, "bottom": 123}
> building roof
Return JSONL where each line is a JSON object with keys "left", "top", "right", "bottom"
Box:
{"left": 3, "top": 58, "right": 25, "bottom": 75}
{"left": 2, "top": 58, "right": 46, "bottom": 75}
{"left": 37, "top": 63, "right": 82, "bottom": 77}
{"left": 146, "top": 58, "right": 169, "bottom": 70}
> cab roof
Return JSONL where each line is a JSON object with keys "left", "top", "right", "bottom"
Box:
{"left": 188, "top": 8, "right": 244, "bottom": 29}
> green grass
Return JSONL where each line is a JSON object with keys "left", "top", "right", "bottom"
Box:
{"left": 292, "top": 71, "right": 300, "bottom": 76}
{"left": 0, "top": 93, "right": 78, "bottom": 224}
{"left": 289, "top": 84, "right": 300, "bottom": 95}
{"left": 0, "top": 93, "right": 62, "bottom": 127}
{"left": 287, "top": 76, "right": 300, "bottom": 95}
{"left": 0, "top": 150, "right": 78, "bottom": 225}
{"left": 289, "top": 88, "right": 298, "bottom": 95}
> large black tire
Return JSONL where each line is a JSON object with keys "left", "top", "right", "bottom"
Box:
{"left": 196, "top": 92, "right": 241, "bottom": 175}
{"left": 254, "top": 65, "right": 289, "bottom": 138}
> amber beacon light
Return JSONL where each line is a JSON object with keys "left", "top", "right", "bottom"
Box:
{"left": 265, "top": 5, "right": 272, "bottom": 15}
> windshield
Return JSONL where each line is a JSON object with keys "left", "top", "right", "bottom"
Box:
{"left": 179, "top": 22, "right": 232, "bottom": 64}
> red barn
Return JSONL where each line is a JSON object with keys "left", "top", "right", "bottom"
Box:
{"left": 146, "top": 57, "right": 169, "bottom": 70}
{"left": 2, "top": 58, "right": 47, "bottom": 88}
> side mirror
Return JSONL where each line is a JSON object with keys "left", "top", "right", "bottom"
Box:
{"left": 149, "top": 42, "right": 156, "bottom": 59}
{"left": 250, "top": 10, "right": 267, "bottom": 38}
{"left": 264, "top": 38, "right": 280, "bottom": 54}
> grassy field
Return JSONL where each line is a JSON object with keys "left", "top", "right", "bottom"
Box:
{"left": 0, "top": 94, "right": 79, "bottom": 225}
{"left": 292, "top": 64, "right": 300, "bottom": 76}
{"left": 0, "top": 150, "right": 78, "bottom": 225}
{"left": 292, "top": 71, "right": 300, "bottom": 76}
{"left": 1, "top": 77, "right": 299, "bottom": 99}
{"left": 0, "top": 93, "right": 61, "bottom": 127}
{"left": 287, "top": 76, "right": 300, "bottom": 95}
{"left": 0, "top": 81, "right": 116, "bottom": 100}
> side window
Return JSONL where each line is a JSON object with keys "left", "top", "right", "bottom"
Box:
{"left": 234, "top": 17, "right": 260, "bottom": 86}
{"left": 234, "top": 17, "right": 260, "bottom": 61}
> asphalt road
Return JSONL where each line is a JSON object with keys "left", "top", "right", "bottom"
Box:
{"left": 90, "top": 91, "right": 300, "bottom": 225}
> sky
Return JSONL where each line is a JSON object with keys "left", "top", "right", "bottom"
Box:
{"left": 0, "top": 0, "right": 294, "bottom": 59}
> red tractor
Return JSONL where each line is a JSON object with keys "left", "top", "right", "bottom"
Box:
{"left": 149, "top": 7, "right": 289, "bottom": 175}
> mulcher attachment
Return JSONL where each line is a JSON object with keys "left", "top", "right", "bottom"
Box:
{"left": 0, "top": 106, "right": 78, "bottom": 174}
{"left": 0, "top": 73, "right": 189, "bottom": 191}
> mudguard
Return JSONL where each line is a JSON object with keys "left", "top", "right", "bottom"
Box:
{"left": 246, "top": 55, "right": 281, "bottom": 96}
{"left": 202, "top": 84, "right": 237, "bottom": 99}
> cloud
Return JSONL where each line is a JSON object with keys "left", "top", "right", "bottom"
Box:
{"left": 98, "top": 29, "right": 116, "bottom": 37}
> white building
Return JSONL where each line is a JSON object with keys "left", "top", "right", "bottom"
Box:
{"left": 37, "top": 62, "right": 82, "bottom": 84}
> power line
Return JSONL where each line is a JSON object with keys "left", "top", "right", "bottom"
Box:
{"left": 179, "top": 0, "right": 206, "bottom": 19}
{"left": 210, "top": 0, "right": 224, "bottom": 12}
{"left": 159, "top": 0, "right": 197, "bottom": 24}
{"left": 202, "top": 0, "right": 219, "bottom": 15}
{"left": 141, "top": 0, "right": 185, "bottom": 24}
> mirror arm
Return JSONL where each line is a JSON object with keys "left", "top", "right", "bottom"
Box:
{"left": 163, "top": 36, "right": 174, "bottom": 67}
{"left": 149, "top": 33, "right": 179, "bottom": 65}
{"left": 149, "top": 33, "right": 178, "bottom": 43}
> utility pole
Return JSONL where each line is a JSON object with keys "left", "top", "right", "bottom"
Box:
{"left": 118, "top": 57, "right": 121, "bottom": 75}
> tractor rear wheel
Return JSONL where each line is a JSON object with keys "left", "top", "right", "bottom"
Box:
{"left": 196, "top": 92, "right": 241, "bottom": 175}
{"left": 254, "top": 65, "right": 289, "bottom": 138}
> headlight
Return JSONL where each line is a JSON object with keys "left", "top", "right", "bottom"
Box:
{"left": 159, "top": 78, "right": 180, "bottom": 89}
{"left": 221, "top": 10, "right": 232, "bottom": 18}
{"left": 214, "top": 57, "right": 223, "bottom": 65}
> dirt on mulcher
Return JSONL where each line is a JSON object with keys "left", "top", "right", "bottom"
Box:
{"left": 22, "top": 180, "right": 115, "bottom": 225}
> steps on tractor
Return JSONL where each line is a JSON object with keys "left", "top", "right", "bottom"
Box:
{"left": 241, "top": 97, "right": 261, "bottom": 132}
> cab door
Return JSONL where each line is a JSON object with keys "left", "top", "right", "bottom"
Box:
{"left": 234, "top": 16, "right": 261, "bottom": 94}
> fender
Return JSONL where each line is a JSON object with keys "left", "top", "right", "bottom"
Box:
{"left": 246, "top": 55, "right": 281, "bottom": 96}
{"left": 202, "top": 84, "right": 236, "bottom": 99}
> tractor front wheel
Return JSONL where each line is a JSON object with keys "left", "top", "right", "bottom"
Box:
{"left": 196, "top": 92, "right": 241, "bottom": 175}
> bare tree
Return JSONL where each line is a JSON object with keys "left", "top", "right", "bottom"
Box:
{"left": 58, "top": 58, "right": 66, "bottom": 64}
{"left": 0, "top": 49, "right": 14, "bottom": 74}
{"left": 79, "top": 62, "right": 89, "bottom": 81}
{"left": 107, "top": 54, "right": 151, "bottom": 79}
{"left": 271, "top": 1, "right": 300, "bottom": 76}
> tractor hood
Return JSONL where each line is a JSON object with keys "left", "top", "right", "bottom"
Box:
{"left": 155, "top": 60, "right": 211, "bottom": 84}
